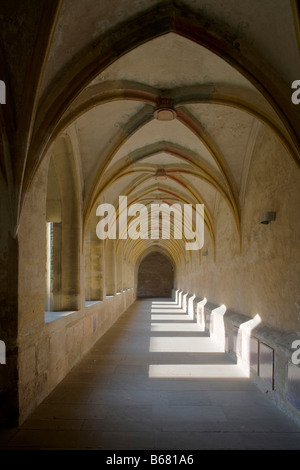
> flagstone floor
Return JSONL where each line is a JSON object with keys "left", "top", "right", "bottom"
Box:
{"left": 1, "top": 298, "right": 300, "bottom": 450}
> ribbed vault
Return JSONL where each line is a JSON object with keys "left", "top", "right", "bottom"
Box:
{"left": 0, "top": 1, "right": 299, "bottom": 315}
{"left": 1, "top": 2, "right": 299, "bottom": 237}
{"left": 62, "top": 31, "right": 298, "bottom": 267}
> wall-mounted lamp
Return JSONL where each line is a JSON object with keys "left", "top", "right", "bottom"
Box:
{"left": 260, "top": 211, "right": 276, "bottom": 225}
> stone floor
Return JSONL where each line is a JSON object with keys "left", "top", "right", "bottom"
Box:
{"left": 1, "top": 298, "right": 300, "bottom": 450}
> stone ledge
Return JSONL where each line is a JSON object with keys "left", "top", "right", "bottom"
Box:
{"left": 172, "top": 288, "right": 300, "bottom": 427}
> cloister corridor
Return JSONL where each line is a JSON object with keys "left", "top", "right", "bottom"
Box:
{"left": 1, "top": 0, "right": 300, "bottom": 455}
{"left": 2, "top": 295, "right": 300, "bottom": 450}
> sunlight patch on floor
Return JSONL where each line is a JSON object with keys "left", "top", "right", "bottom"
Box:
{"left": 151, "top": 322, "right": 202, "bottom": 332}
{"left": 151, "top": 314, "right": 193, "bottom": 321}
{"left": 149, "top": 336, "right": 224, "bottom": 353}
{"left": 148, "top": 297, "right": 251, "bottom": 381}
{"left": 151, "top": 301, "right": 178, "bottom": 305}
{"left": 151, "top": 308, "right": 186, "bottom": 313}
{"left": 148, "top": 363, "right": 249, "bottom": 379}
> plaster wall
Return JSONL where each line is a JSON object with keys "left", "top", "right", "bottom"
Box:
{"left": 188, "top": 124, "right": 300, "bottom": 333}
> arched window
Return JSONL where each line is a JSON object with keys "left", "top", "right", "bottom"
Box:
{"left": 46, "top": 156, "right": 62, "bottom": 311}
{"left": 45, "top": 137, "right": 81, "bottom": 315}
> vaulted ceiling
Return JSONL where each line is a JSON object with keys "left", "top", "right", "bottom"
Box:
{"left": 0, "top": 1, "right": 299, "bottom": 263}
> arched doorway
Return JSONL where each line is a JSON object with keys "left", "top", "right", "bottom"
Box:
{"left": 137, "top": 252, "right": 174, "bottom": 298}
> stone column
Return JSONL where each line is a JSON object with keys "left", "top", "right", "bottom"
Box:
{"left": 105, "top": 238, "right": 117, "bottom": 296}
{"left": 85, "top": 235, "right": 105, "bottom": 301}
{"left": 116, "top": 241, "right": 123, "bottom": 292}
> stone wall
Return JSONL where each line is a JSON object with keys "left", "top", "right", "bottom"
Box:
{"left": 187, "top": 124, "right": 300, "bottom": 333}
{"left": 18, "top": 289, "right": 136, "bottom": 424}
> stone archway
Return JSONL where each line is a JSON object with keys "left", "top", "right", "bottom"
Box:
{"left": 137, "top": 251, "right": 174, "bottom": 298}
